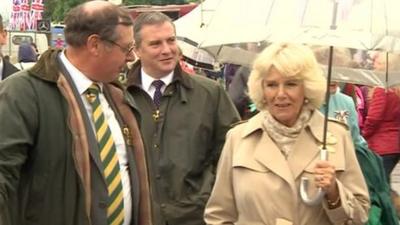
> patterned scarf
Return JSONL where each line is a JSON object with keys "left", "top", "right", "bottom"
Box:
{"left": 262, "top": 107, "right": 313, "bottom": 158}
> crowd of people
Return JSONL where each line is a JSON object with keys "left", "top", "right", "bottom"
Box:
{"left": 0, "top": 1, "right": 399, "bottom": 225}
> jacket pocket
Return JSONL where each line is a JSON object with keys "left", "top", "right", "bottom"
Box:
{"left": 21, "top": 172, "right": 48, "bottom": 222}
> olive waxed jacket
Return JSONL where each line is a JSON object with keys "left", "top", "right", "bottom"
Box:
{"left": 126, "top": 61, "right": 240, "bottom": 225}
{"left": 0, "top": 49, "right": 150, "bottom": 225}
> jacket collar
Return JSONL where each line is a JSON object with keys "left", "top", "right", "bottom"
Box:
{"left": 29, "top": 48, "right": 64, "bottom": 83}
{"left": 242, "top": 109, "right": 329, "bottom": 182}
{"left": 242, "top": 109, "right": 328, "bottom": 145}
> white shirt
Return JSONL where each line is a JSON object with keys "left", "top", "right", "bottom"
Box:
{"left": 59, "top": 52, "right": 132, "bottom": 225}
{"left": 0, "top": 58, "right": 3, "bottom": 80}
{"left": 141, "top": 68, "right": 173, "bottom": 99}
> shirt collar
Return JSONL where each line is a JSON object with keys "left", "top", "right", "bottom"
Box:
{"left": 0, "top": 58, "right": 3, "bottom": 80}
{"left": 141, "top": 68, "right": 174, "bottom": 92}
{"left": 59, "top": 51, "right": 102, "bottom": 94}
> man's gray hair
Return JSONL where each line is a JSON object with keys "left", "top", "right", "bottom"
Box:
{"left": 64, "top": 2, "right": 132, "bottom": 47}
{"left": 133, "top": 12, "right": 175, "bottom": 48}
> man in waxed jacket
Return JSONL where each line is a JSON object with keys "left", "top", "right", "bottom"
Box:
{"left": 0, "top": 1, "right": 152, "bottom": 225}
{"left": 126, "top": 12, "right": 240, "bottom": 225}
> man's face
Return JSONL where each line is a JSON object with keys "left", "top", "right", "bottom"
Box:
{"left": 94, "top": 25, "right": 135, "bottom": 82}
{"left": 134, "top": 21, "right": 179, "bottom": 78}
{"left": 329, "top": 82, "right": 338, "bottom": 94}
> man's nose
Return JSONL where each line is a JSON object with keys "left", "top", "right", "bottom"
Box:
{"left": 160, "top": 41, "right": 172, "bottom": 54}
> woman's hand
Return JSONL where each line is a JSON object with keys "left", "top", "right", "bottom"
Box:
{"left": 314, "top": 161, "right": 339, "bottom": 201}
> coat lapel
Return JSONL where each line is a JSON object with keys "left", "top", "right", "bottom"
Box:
{"left": 56, "top": 56, "right": 105, "bottom": 179}
{"left": 254, "top": 132, "right": 296, "bottom": 190}
{"left": 244, "top": 113, "right": 296, "bottom": 191}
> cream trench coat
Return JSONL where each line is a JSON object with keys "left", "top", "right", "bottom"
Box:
{"left": 204, "top": 110, "right": 370, "bottom": 225}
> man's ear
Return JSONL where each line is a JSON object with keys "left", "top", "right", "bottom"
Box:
{"left": 86, "top": 34, "right": 101, "bottom": 56}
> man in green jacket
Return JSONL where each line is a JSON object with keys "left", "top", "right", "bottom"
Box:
{"left": 126, "top": 12, "right": 240, "bottom": 225}
{"left": 0, "top": 1, "right": 152, "bottom": 225}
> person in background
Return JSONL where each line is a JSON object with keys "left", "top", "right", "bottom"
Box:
{"left": 14, "top": 42, "right": 38, "bottom": 70}
{"left": 204, "top": 42, "right": 369, "bottom": 225}
{"left": 313, "top": 47, "right": 361, "bottom": 141}
{"left": 31, "top": 42, "right": 39, "bottom": 59}
{"left": 0, "top": 1, "right": 150, "bottom": 225}
{"left": 126, "top": 12, "right": 240, "bottom": 225}
{"left": 177, "top": 46, "right": 195, "bottom": 75}
{"left": 0, "top": 14, "right": 19, "bottom": 80}
{"left": 314, "top": 46, "right": 399, "bottom": 225}
{"left": 363, "top": 52, "right": 400, "bottom": 184}
{"left": 228, "top": 65, "right": 256, "bottom": 119}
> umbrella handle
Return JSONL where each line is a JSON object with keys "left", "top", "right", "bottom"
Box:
{"left": 300, "top": 149, "right": 328, "bottom": 206}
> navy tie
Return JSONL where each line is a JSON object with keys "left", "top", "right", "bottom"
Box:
{"left": 152, "top": 80, "right": 164, "bottom": 108}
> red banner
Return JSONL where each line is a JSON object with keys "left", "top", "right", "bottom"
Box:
{"left": 19, "top": 0, "right": 31, "bottom": 31}
{"left": 9, "top": 0, "right": 21, "bottom": 30}
{"left": 30, "top": 0, "right": 44, "bottom": 30}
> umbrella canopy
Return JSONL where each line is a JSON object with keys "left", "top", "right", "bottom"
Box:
{"left": 175, "top": 0, "right": 400, "bottom": 86}
{"left": 197, "top": 0, "right": 400, "bottom": 52}
{"left": 266, "top": 0, "right": 400, "bottom": 52}
{"left": 175, "top": 0, "right": 271, "bottom": 68}
{"left": 175, "top": 0, "right": 222, "bottom": 70}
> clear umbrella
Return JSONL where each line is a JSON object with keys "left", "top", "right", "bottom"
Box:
{"left": 177, "top": 0, "right": 400, "bottom": 205}
{"left": 198, "top": 0, "right": 400, "bottom": 53}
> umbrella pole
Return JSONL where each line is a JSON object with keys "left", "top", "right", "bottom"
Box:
{"left": 300, "top": 46, "right": 333, "bottom": 206}
{"left": 300, "top": 0, "right": 339, "bottom": 206}
{"left": 385, "top": 52, "right": 389, "bottom": 89}
{"left": 322, "top": 46, "right": 334, "bottom": 149}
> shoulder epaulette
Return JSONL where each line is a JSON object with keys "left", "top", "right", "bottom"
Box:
{"left": 328, "top": 117, "right": 349, "bottom": 130}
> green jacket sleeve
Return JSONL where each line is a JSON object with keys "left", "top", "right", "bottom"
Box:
{"left": 0, "top": 74, "right": 38, "bottom": 223}
{"left": 212, "top": 84, "right": 240, "bottom": 167}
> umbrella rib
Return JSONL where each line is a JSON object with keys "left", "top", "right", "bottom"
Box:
{"left": 299, "top": 0, "right": 309, "bottom": 26}
{"left": 264, "top": 0, "right": 276, "bottom": 26}
{"left": 383, "top": 0, "right": 389, "bottom": 36}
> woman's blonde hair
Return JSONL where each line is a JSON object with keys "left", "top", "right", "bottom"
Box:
{"left": 248, "top": 42, "right": 326, "bottom": 111}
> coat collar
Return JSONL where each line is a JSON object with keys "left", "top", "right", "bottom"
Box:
{"left": 242, "top": 109, "right": 329, "bottom": 144}
{"left": 241, "top": 110, "right": 330, "bottom": 184}
{"left": 29, "top": 48, "right": 63, "bottom": 83}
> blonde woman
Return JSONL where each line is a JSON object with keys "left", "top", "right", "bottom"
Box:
{"left": 204, "top": 43, "right": 370, "bottom": 225}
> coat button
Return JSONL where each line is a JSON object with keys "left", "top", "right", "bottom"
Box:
{"left": 99, "top": 201, "right": 107, "bottom": 209}
{"left": 156, "top": 174, "right": 161, "bottom": 179}
{"left": 161, "top": 203, "right": 166, "bottom": 208}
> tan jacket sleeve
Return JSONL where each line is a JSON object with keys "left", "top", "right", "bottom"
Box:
{"left": 204, "top": 129, "right": 238, "bottom": 225}
{"left": 323, "top": 126, "right": 370, "bottom": 225}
